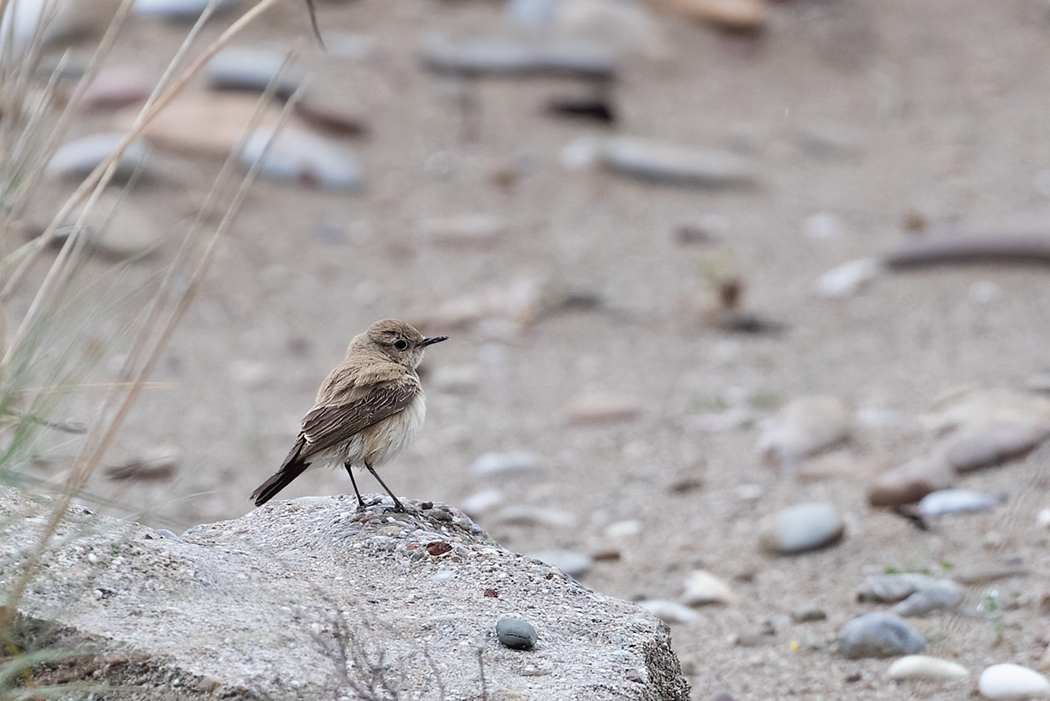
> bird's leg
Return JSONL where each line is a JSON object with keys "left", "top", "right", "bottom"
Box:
{"left": 343, "top": 461, "right": 372, "bottom": 510}
{"left": 364, "top": 460, "right": 406, "bottom": 512}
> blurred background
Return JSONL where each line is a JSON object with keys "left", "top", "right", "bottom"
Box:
{"left": 7, "top": 0, "right": 1050, "bottom": 697}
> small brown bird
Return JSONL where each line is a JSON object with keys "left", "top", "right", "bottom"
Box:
{"left": 251, "top": 319, "right": 447, "bottom": 511}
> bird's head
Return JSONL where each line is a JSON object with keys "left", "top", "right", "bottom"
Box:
{"left": 364, "top": 319, "right": 447, "bottom": 369}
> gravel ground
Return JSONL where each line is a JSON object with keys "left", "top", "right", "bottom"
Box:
{"left": 10, "top": 0, "right": 1050, "bottom": 698}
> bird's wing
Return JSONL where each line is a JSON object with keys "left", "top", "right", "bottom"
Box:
{"left": 299, "top": 378, "right": 418, "bottom": 456}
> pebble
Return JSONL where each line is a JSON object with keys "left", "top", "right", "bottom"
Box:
{"left": 756, "top": 395, "right": 850, "bottom": 468}
{"left": 791, "top": 607, "right": 827, "bottom": 623}
{"left": 867, "top": 458, "right": 953, "bottom": 507}
{"left": 979, "top": 663, "right": 1050, "bottom": 699}
{"left": 888, "top": 655, "right": 968, "bottom": 681}
{"left": 460, "top": 489, "right": 503, "bottom": 517}
{"left": 604, "top": 519, "right": 642, "bottom": 540}
{"left": 527, "top": 549, "right": 592, "bottom": 577}
{"left": 293, "top": 96, "right": 368, "bottom": 136}
{"left": 681, "top": 570, "right": 738, "bottom": 606}
{"left": 471, "top": 451, "right": 539, "bottom": 477}
{"left": 417, "top": 214, "right": 509, "bottom": 247}
{"left": 838, "top": 612, "right": 926, "bottom": 659}
{"left": 1038, "top": 508, "right": 1050, "bottom": 529}
{"left": 496, "top": 617, "right": 537, "bottom": 650}
{"left": 597, "top": 137, "right": 754, "bottom": 187}
{"left": 922, "top": 387, "right": 1050, "bottom": 435}
{"left": 893, "top": 580, "right": 961, "bottom": 617}
{"left": 204, "top": 47, "right": 301, "bottom": 100}
{"left": 567, "top": 390, "right": 642, "bottom": 425}
{"left": 857, "top": 572, "right": 953, "bottom": 603}
{"left": 46, "top": 133, "right": 150, "bottom": 181}
{"left": 942, "top": 421, "right": 1050, "bottom": 473}
{"left": 419, "top": 33, "right": 619, "bottom": 79}
{"left": 498, "top": 506, "right": 576, "bottom": 529}
{"left": 135, "top": 92, "right": 282, "bottom": 157}
{"left": 918, "top": 489, "right": 1002, "bottom": 517}
{"left": 80, "top": 65, "right": 154, "bottom": 111}
{"left": 638, "top": 600, "right": 704, "bottom": 625}
{"left": 657, "top": 0, "right": 769, "bottom": 31}
{"left": 815, "top": 258, "right": 880, "bottom": 298}
{"left": 759, "top": 502, "right": 844, "bottom": 554}
{"left": 60, "top": 192, "right": 162, "bottom": 259}
{"left": 134, "top": 0, "right": 234, "bottom": 20}
{"left": 241, "top": 129, "right": 363, "bottom": 190}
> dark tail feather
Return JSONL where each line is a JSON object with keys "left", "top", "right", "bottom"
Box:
{"left": 251, "top": 441, "right": 310, "bottom": 506}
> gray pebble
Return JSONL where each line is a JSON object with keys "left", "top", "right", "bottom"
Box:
{"left": 918, "top": 489, "right": 1003, "bottom": 517}
{"left": 860, "top": 572, "right": 962, "bottom": 616}
{"left": 943, "top": 421, "right": 1050, "bottom": 473}
{"left": 598, "top": 137, "right": 754, "bottom": 187}
{"left": 242, "top": 130, "right": 363, "bottom": 191}
{"left": 134, "top": 0, "right": 234, "bottom": 21}
{"left": 204, "top": 47, "right": 301, "bottom": 100}
{"left": 47, "top": 133, "right": 150, "bottom": 181}
{"left": 838, "top": 612, "right": 926, "bottom": 659}
{"left": 892, "top": 579, "right": 961, "bottom": 617}
{"left": 760, "top": 502, "right": 845, "bottom": 554}
{"left": 419, "top": 33, "right": 618, "bottom": 79}
{"left": 496, "top": 616, "right": 537, "bottom": 650}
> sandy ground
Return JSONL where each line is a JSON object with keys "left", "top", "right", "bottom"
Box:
{"left": 10, "top": 0, "right": 1050, "bottom": 698}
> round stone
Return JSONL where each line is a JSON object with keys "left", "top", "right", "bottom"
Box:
{"left": 760, "top": 502, "right": 845, "bottom": 554}
{"left": 496, "top": 617, "right": 537, "bottom": 650}
{"left": 837, "top": 612, "right": 926, "bottom": 659}
{"left": 979, "top": 663, "right": 1050, "bottom": 699}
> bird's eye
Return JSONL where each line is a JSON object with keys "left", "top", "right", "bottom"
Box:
{"left": 393, "top": 339, "right": 409, "bottom": 350}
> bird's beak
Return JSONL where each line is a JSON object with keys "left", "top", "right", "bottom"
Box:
{"left": 421, "top": 335, "right": 448, "bottom": 347}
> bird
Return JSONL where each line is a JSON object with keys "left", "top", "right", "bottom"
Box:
{"left": 250, "top": 319, "right": 447, "bottom": 511}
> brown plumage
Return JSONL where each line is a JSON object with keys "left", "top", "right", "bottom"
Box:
{"left": 250, "top": 319, "right": 447, "bottom": 510}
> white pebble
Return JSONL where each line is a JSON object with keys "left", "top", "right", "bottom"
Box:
{"left": 918, "top": 489, "right": 1002, "bottom": 517}
{"left": 1037, "top": 508, "right": 1050, "bottom": 528}
{"left": 888, "top": 655, "right": 968, "bottom": 681}
{"left": 815, "top": 258, "right": 879, "bottom": 298}
{"left": 979, "top": 663, "right": 1050, "bottom": 699}
{"left": 638, "top": 600, "right": 703, "bottom": 625}
{"left": 681, "top": 570, "right": 737, "bottom": 606}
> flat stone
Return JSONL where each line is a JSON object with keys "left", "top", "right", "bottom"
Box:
{"left": 656, "top": 0, "right": 769, "bottom": 31}
{"left": 756, "top": 395, "right": 851, "bottom": 468}
{"left": 979, "top": 663, "right": 1050, "bottom": 699}
{"left": 942, "top": 421, "right": 1050, "bottom": 473}
{"left": 0, "top": 487, "right": 689, "bottom": 699}
{"left": 681, "top": 570, "right": 738, "bottom": 606}
{"left": 204, "top": 47, "right": 301, "bottom": 100}
{"left": 888, "top": 655, "right": 969, "bottom": 681}
{"left": 599, "top": 136, "right": 755, "bottom": 187}
{"left": 918, "top": 489, "right": 1002, "bottom": 517}
{"left": 80, "top": 64, "right": 154, "bottom": 111}
{"left": 868, "top": 458, "right": 953, "bottom": 507}
{"left": 46, "top": 133, "right": 150, "bottom": 181}
{"left": 293, "top": 95, "right": 368, "bottom": 136}
{"left": 133, "top": 92, "right": 283, "bottom": 157}
{"left": 838, "top": 612, "right": 926, "bottom": 659}
{"left": 760, "top": 502, "right": 844, "bottom": 555}
{"left": 857, "top": 572, "right": 949, "bottom": 603}
{"left": 419, "top": 33, "right": 619, "bottom": 79}
{"left": 241, "top": 129, "right": 363, "bottom": 191}
{"left": 923, "top": 387, "right": 1050, "bottom": 435}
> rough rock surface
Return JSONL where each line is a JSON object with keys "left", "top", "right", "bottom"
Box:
{"left": 0, "top": 486, "right": 688, "bottom": 700}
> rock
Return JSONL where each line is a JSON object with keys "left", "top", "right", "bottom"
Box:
{"left": 59, "top": 191, "right": 163, "bottom": 259}
{"left": 46, "top": 133, "right": 150, "bottom": 181}
{"left": 918, "top": 488, "right": 1003, "bottom": 517}
{"left": 460, "top": 488, "right": 503, "bottom": 517}
{"left": 892, "top": 580, "right": 961, "bottom": 617}
{"left": 0, "top": 487, "right": 689, "bottom": 700}
{"left": 80, "top": 65, "right": 154, "bottom": 111}
{"left": 496, "top": 616, "right": 538, "bottom": 650}
{"left": 868, "top": 458, "right": 953, "bottom": 507}
{"left": 979, "top": 663, "right": 1050, "bottom": 699}
{"left": 241, "top": 129, "right": 363, "bottom": 191}
{"left": 419, "top": 33, "right": 619, "bottom": 79}
{"left": 791, "top": 607, "right": 827, "bottom": 623}
{"left": 681, "top": 570, "right": 738, "bottom": 606}
{"left": 886, "top": 216, "right": 1050, "bottom": 268}
{"left": 837, "top": 612, "right": 926, "bottom": 659}
{"left": 942, "top": 421, "right": 1050, "bottom": 473}
{"left": 471, "top": 451, "right": 540, "bottom": 477}
{"left": 293, "top": 95, "right": 368, "bottom": 136}
{"left": 857, "top": 572, "right": 952, "bottom": 603}
{"left": 639, "top": 600, "right": 704, "bottom": 625}
{"left": 133, "top": 92, "right": 283, "bottom": 157}
{"left": 756, "top": 395, "right": 850, "bottom": 468}
{"left": 815, "top": 258, "right": 880, "bottom": 298}
{"left": 133, "top": 0, "right": 234, "bottom": 20}
{"left": 526, "top": 549, "right": 592, "bottom": 577}
{"left": 655, "top": 0, "right": 768, "bottom": 31}
{"left": 417, "top": 214, "right": 510, "bottom": 247}
{"left": 204, "top": 47, "right": 301, "bottom": 100}
{"left": 759, "top": 502, "right": 845, "bottom": 555}
{"left": 923, "top": 387, "right": 1050, "bottom": 435}
{"left": 888, "top": 655, "right": 968, "bottom": 681}
{"left": 597, "top": 136, "right": 754, "bottom": 187}
{"left": 497, "top": 506, "right": 576, "bottom": 529}
{"left": 567, "top": 390, "right": 643, "bottom": 425}
{"left": 604, "top": 519, "right": 642, "bottom": 540}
